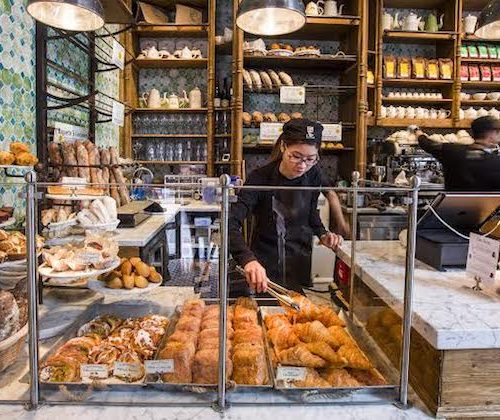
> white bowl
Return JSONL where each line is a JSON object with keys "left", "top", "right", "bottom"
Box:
{"left": 486, "top": 92, "right": 500, "bottom": 101}
{"left": 472, "top": 92, "right": 487, "bottom": 100}
{"left": 460, "top": 92, "right": 470, "bottom": 100}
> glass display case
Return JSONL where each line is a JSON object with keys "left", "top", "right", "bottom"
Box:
{"left": 0, "top": 172, "right": 420, "bottom": 411}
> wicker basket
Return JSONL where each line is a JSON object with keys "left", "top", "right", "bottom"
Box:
{"left": 0, "top": 324, "right": 28, "bottom": 372}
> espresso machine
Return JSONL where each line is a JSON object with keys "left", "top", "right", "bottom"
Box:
{"left": 386, "top": 146, "right": 443, "bottom": 186}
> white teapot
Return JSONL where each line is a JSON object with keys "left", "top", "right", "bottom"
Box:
{"left": 323, "top": 0, "right": 344, "bottom": 16}
{"left": 463, "top": 14, "right": 478, "bottom": 34}
{"left": 396, "top": 106, "right": 406, "bottom": 119}
{"left": 142, "top": 45, "right": 161, "bottom": 59}
{"left": 380, "top": 105, "right": 387, "bottom": 118}
{"left": 167, "top": 93, "right": 180, "bottom": 109}
{"left": 478, "top": 107, "right": 489, "bottom": 117}
{"left": 142, "top": 88, "right": 162, "bottom": 108}
{"left": 464, "top": 107, "right": 478, "bottom": 119}
{"left": 402, "top": 12, "right": 423, "bottom": 31}
{"left": 405, "top": 106, "right": 416, "bottom": 119}
{"left": 488, "top": 108, "right": 500, "bottom": 119}
{"left": 382, "top": 11, "right": 399, "bottom": 30}
{"left": 387, "top": 106, "right": 398, "bottom": 118}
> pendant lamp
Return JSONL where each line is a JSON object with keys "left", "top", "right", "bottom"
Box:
{"left": 236, "top": 0, "right": 306, "bottom": 36}
{"left": 475, "top": 0, "right": 500, "bottom": 39}
{"left": 27, "top": 0, "right": 104, "bottom": 32}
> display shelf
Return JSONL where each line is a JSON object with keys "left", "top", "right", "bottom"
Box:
{"left": 382, "top": 97, "right": 453, "bottom": 104}
{"left": 215, "top": 134, "right": 231, "bottom": 138}
{"left": 462, "top": 34, "right": 500, "bottom": 42}
{"left": 370, "top": 118, "right": 454, "bottom": 128}
{"left": 132, "top": 134, "right": 208, "bottom": 138}
{"left": 455, "top": 119, "right": 475, "bottom": 128}
{"left": 134, "top": 24, "right": 209, "bottom": 38}
{"left": 244, "top": 85, "right": 357, "bottom": 95}
{"left": 461, "top": 81, "right": 500, "bottom": 89}
{"left": 461, "top": 100, "right": 500, "bottom": 106}
{"left": 383, "top": 79, "right": 454, "bottom": 87}
{"left": 134, "top": 58, "right": 208, "bottom": 69}
{"left": 133, "top": 107, "right": 208, "bottom": 113}
{"left": 460, "top": 57, "right": 500, "bottom": 64}
{"left": 243, "top": 54, "right": 357, "bottom": 70}
{"left": 135, "top": 160, "right": 207, "bottom": 164}
{"left": 383, "top": 30, "right": 456, "bottom": 44}
{"left": 383, "top": 0, "right": 447, "bottom": 8}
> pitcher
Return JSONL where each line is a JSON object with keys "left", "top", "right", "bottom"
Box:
{"left": 142, "top": 88, "right": 161, "bottom": 108}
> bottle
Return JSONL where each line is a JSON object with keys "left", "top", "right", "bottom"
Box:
{"left": 214, "top": 80, "right": 221, "bottom": 108}
{"left": 221, "top": 78, "right": 230, "bottom": 108}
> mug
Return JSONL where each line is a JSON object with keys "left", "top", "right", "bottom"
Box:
{"left": 415, "top": 107, "right": 425, "bottom": 119}
{"left": 429, "top": 108, "right": 438, "bottom": 119}
{"left": 396, "top": 106, "right": 406, "bottom": 119}
{"left": 387, "top": 106, "right": 398, "bottom": 118}
{"left": 388, "top": 92, "right": 395, "bottom": 98}
{"left": 405, "top": 107, "right": 416, "bottom": 119}
{"left": 438, "top": 109, "right": 451, "bottom": 119}
{"left": 423, "top": 108, "right": 430, "bottom": 118}
{"left": 380, "top": 105, "right": 388, "bottom": 118}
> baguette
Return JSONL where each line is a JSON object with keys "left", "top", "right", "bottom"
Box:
{"left": 75, "top": 142, "right": 90, "bottom": 181}
{"left": 61, "top": 143, "right": 78, "bottom": 177}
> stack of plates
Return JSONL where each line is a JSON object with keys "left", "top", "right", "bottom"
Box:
{"left": 0, "top": 259, "right": 27, "bottom": 289}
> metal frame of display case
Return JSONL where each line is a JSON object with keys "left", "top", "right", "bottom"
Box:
{"left": 14, "top": 171, "right": 420, "bottom": 411}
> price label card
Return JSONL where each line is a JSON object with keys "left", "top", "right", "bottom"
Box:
{"left": 276, "top": 366, "right": 306, "bottom": 381}
{"left": 81, "top": 364, "right": 109, "bottom": 382}
{"left": 79, "top": 251, "right": 103, "bottom": 264}
{"left": 61, "top": 176, "right": 87, "bottom": 189}
{"left": 280, "top": 86, "right": 306, "bottom": 104}
{"left": 111, "top": 40, "right": 125, "bottom": 70}
{"left": 322, "top": 123, "right": 342, "bottom": 142}
{"left": 260, "top": 122, "right": 283, "bottom": 142}
{"left": 112, "top": 100, "right": 125, "bottom": 127}
{"left": 113, "top": 362, "right": 143, "bottom": 379}
{"left": 466, "top": 233, "right": 500, "bottom": 288}
{"left": 53, "top": 122, "right": 88, "bottom": 143}
{"left": 144, "top": 359, "right": 175, "bottom": 374}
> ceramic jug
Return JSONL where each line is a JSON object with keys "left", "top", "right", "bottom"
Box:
{"left": 189, "top": 87, "right": 202, "bottom": 109}
{"left": 425, "top": 12, "right": 444, "bottom": 32}
{"left": 305, "top": 1, "right": 323, "bottom": 16}
{"left": 142, "top": 89, "right": 162, "bottom": 108}
{"left": 167, "top": 93, "right": 180, "bottom": 109}
{"left": 463, "top": 14, "right": 478, "bottom": 34}
{"left": 382, "top": 11, "right": 394, "bottom": 30}
{"left": 402, "top": 12, "right": 423, "bottom": 31}
{"left": 429, "top": 108, "right": 438, "bottom": 119}
{"left": 438, "top": 109, "right": 451, "bottom": 119}
{"left": 323, "top": 0, "right": 344, "bottom": 16}
{"left": 143, "top": 45, "right": 161, "bottom": 59}
{"left": 464, "top": 107, "right": 478, "bottom": 119}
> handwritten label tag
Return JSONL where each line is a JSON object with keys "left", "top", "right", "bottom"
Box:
{"left": 111, "top": 39, "right": 125, "bottom": 70}
{"left": 322, "top": 123, "right": 342, "bottom": 142}
{"left": 53, "top": 122, "right": 88, "bottom": 143}
{"left": 260, "top": 122, "right": 283, "bottom": 142}
{"left": 112, "top": 101, "right": 125, "bottom": 127}
{"left": 144, "top": 359, "right": 175, "bottom": 374}
{"left": 280, "top": 86, "right": 305, "bottom": 104}
{"left": 466, "top": 232, "right": 499, "bottom": 289}
{"left": 61, "top": 176, "right": 87, "bottom": 190}
{"left": 113, "top": 362, "right": 143, "bottom": 379}
{"left": 81, "top": 364, "right": 108, "bottom": 382}
{"left": 79, "top": 251, "right": 102, "bottom": 264}
{"left": 276, "top": 366, "right": 306, "bottom": 381}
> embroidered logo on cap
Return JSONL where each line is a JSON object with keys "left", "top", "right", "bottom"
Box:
{"left": 306, "top": 126, "right": 315, "bottom": 139}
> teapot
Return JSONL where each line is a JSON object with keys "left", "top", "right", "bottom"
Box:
{"left": 402, "top": 12, "right": 423, "bottom": 32}
{"left": 425, "top": 12, "right": 444, "bottom": 32}
{"left": 323, "top": 0, "right": 344, "bottom": 17}
{"left": 380, "top": 105, "right": 388, "bottom": 118}
{"left": 305, "top": 1, "right": 323, "bottom": 16}
{"left": 396, "top": 106, "right": 406, "bottom": 119}
{"left": 463, "top": 14, "right": 478, "bottom": 34}
{"left": 464, "top": 107, "right": 478, "bottom": 119}
{"left": 405, "top": 106, "right": 416, "bottom": 119}
{"left": 142, "top": 88, "right": 162, "bottom": 108}
{"left": 382, "top": 11, "right": 399, "bottom": 30}
{"left": 167, "top": 93, "right": 180, "bottom": 109}
{"left": 142, "top": 45, "right": 161, "bottom": 59}
{"left": 488, "top": 108, "right": 500, "bottom": 119}
{"left": 387, "top": 106, "right": 397, "bottom": 118}
{"left": 174, "top": 46, "right": 193, "bottom": 59}
{"left": 180, "top": 90, "right": 190, "bottom": 108}
{"left": 478, "top": 107, "right": 489, "bottom": 117}
{"left": 429, "top": 108, "right": 438, "bottom": 119}
{"left": 189, "top": 87, "right": 202, "bottom": 109}
{"left": 437, "top": 108, "right": 451, "bottom": 119}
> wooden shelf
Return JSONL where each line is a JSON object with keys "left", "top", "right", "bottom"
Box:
{"left": 461, "top": 57, "right": 500, "bottom": 64}
{"left": 243, "top": 54, "right": 357, "bottom": 70}
{"left": 383, "top": 78, "right": 454, "bottom": 87}
{"left": 264, "top": 16, "right": 360, "bottom": 41}
{"left": 134, "top": 58, "right": 208, "bottom": 69}
{"left": 136, "top": 160, "right": 207, "bottom": 165}
{"left": 462, "top": 34, "right": 500, "bottom": 42}
{"left": 214, "top": 161, "right": 235, "bottom": 164}
{"left": 215, "top": 134, "right": 231, "bottom": 138}
{"left": 135, "top": 24, "right": 209, "bottom": 38}
{"left": 461, "top": 100, "right": 500, "bottom": 106}
{"left": 382, "top": 97, "right": 453, "bottom": 104}
{"left": 370, "top": 118, "right": 454, "bottom": 128}
{"left": 461, "top": 81, "right": 500, "bottom": 89}
{"left": 455, "top": 119, "right": 474, "bottom": 128}
{"left": 132, "top": 134, "right": 208, "bottom": 138}
{"left": 383, "top": 30, "right": 456, "bottom": 44}
{"left": 383, "top": 0, "right": 447, "bottom": 8}
{"left": 133, "top": 108, "right": 208, "bottom": 113}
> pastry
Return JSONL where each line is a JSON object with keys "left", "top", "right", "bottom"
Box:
{"left": 337, "top": 345, "right": 372, "bottom": 370}
{"left": 278, "top": 113, "right": 291, "bottom": 123}
{"left": 248, "top": 69, "right": 262, "bottom": 90}
{"left": 293, "top": 368, "right": 330, "bottom": 388}
{"left": 278, "top": 71, "right": 293, "bottom": 86}
{"left": 159, "top": 341, "right": 196, "bottom": 383}
{"left": 259, "top": 71, "right": 273, "bottom": 90}
{"left": 0, "top": 151, "right": 15, "bottom": 165}
{"left": 252, "top": 111, "right": 264, "bottom": 124}
{"left": 320, "top": 367, "right": 361, "bottom": 388}
{"left": 267, "top": 323, "right": 299, "bottom": 350}
{"left": 192, "top": 349, "right": 233, "bottom": 384}
{"left": 40, "top": 354, "right": 82, "bottom": 383}
{"left": 291, "top": 112, "right": 303, "bottom": 120}
{"left": 15, "top": 152, "right": 38, "bottom": 166}
{"left": 349, "top": 368, "right": 386, "bottom": 386}
{"left": 278, "top": 344, "right": 326, "bottom": 368}
{"left": 263, "top": 112, "right": 278, "bottom": 122}
{"left": 9, "top": 142, "right": 29, "bottom": 155}
{"left": 0, "top": 291, "right": 20, "bottom": 341}
{"left": 242, "top": 112, "right": 252, "bottom": 127}
{"left": 232, "top": 326, "right": 263, "bottom": 346}
{"left": 293, "top": 321, "right": 338, "bottom": 348}
{"left": 232, "top": 342, "right": 268, "bottom": 385}
{"left": 267, "top": 70, "right": 281, "bottom": 87}
{"left": 304, "top": 342, "right": 347, "bottom": 366}
{"left": 327, "top": 326, "right": 355, "bottom": 348}
{"left": 243, "top": 69, "right": 253, "bottom": 90}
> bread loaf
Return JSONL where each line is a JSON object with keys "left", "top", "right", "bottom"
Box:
{"left": 62, "top": 143, "right": 78, "bottom": 177}
{"left": 75, "top": 142, "right": 90, "bottom": 181}
{"left": 0, "top": 291, "right": 20, "bottom": 341}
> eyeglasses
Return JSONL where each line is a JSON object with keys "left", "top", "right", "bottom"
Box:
{"left": 286, "top": 150, "right": 319, "bottom": 166}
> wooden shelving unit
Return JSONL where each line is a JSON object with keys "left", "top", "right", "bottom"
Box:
{"left": 132, "top": 108, "right": 208, "bottom": 113}
{"left": 243, "top": 55, "right": 357, "bottom": 70}
{"left": 135, "top": 24, "right": 208, "bottom": 37}
{"left": 383, "top": 30, "right": 456, "bottom": 44}
{"left": 134, "top": 58, "right": 208, "bottom": 69}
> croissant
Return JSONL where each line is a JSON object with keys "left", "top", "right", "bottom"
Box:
{"left": 304, "top": 342, "right": 347, "bottom": 367}
{"left": 233, "top": 326, "right": 263, "bottom": 346}
{"left": 234, "top": 305, "right": 258, "bottom": 325}
{"left": 232, "top": 342, "right": 268, "bottom": 385}
{"left": 337, "top": 345, "right": 372, "bottom": 370}
{"left": 40, "top": 355, "right": 82, "bottom": 382}
{"left": 264, "top": 313, "right": 290, "bottom": 330}
{"left": 293, "top": 321, "right": 337, "bottom": 348}
{"left": 235, "top": 296, "right": 258, "bottom": 310}
{"left": 328, "top": 326, "right": 355, "bottom": 348}
{"left": 293, "top": 368, "right": 330, "bottom": 388}
{"left": 159, "top": 341, "right": 196, "bottom": 383}
{"left": 349, "top": 368, "right": 387, "bottom": 386}
{"left": 315, "top": 305, "right": 345, "bottom": 327}
{"left": 176, "top": 315, "right": 202, "bottom": 333}
{"left": 192, "top": 349, "right": 233, "bottom": 384}
{"left": 320, "top": 367, "right": 361, "bottom": 388}
{"left": 167, "top": 330, "right": 198, "bottom": 348}
{"left": 268, "top": 324, "right": 300, "bottom": 350}
{"left": 278, "top": 344, "right": 326, "bottom": 368}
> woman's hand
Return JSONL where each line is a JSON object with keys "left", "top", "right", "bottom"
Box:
{"left": 243, "top": 260, "right": 268, "bottom": 293}
{"left": 320, "top": 232, "right": 343, "bottom": 251}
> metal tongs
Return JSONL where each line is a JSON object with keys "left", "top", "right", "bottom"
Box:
{"left": 235, "top": 265, "right": 300, "bottom": 311}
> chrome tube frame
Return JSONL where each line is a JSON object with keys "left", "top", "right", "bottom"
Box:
{"left": 349, "top": 171, "right": 360, "bottom": 321}
{"left": 398, "top": 176, "right": 421, "bottom": 408}
{"left": 216, "top": 174, "right": 231, "bottom": 411}
{"left": 25, "top": 171, "right": 39, "bottom": 410}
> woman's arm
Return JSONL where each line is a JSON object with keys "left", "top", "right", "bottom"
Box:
{"left": 325, "top": 190, "right": 349, "bottom": 237}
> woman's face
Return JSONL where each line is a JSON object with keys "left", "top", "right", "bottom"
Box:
{"left": 281, "top": 143, "right": 319, "bottom": 178}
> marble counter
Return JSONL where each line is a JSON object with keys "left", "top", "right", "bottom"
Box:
{"left": 337, "top": 240, "right": 500, "bottom": 350}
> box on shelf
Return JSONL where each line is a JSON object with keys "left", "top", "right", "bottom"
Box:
{"left": 136, "top": 2, "right": 169, "bottom": 24}
{"left": 175, "top": 3, "right": 202, "bottom": 24}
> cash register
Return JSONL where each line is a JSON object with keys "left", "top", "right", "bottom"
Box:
{"left": 416, "top": 193, "right": 500, "bottom": 271}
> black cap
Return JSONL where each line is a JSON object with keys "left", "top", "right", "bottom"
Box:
{"left": 471, "top": 116, "right": 500, "bottom": 138}
{"left": 280, "top": 118, "right": 323, "bottom": 143}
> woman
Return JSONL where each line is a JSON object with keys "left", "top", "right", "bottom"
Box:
{"left": 229, "top": 118, "right": 342, "bottom": 294}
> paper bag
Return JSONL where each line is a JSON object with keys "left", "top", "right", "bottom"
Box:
{"left": 136, "top": 2, "right": 169, "bottom": 24}
{"left": 175, "top": 3, "right": 202, "bottom": 24}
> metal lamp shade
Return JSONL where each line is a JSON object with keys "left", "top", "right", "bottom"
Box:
{"left": 27, "top": 0, "right": 104, "bottom": 31}
{"left": 475, "top": 0, "right": 500, "bottom": 39}
{"left": 236, "top": 0, "right": 306, "bottom": 36}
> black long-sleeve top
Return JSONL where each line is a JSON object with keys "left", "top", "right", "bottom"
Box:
{"left": 229, "top": 161, "right": 328, "bottom": 270}
{"left": 418, "top": 135, "right": 500, "bottom": 191}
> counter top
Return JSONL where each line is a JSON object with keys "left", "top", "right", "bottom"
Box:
{"left": 337, "top": 241, "right": 500, "bottom": 350}
{"left": 341, "top": 205, "right": 407, "bottom": 215}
